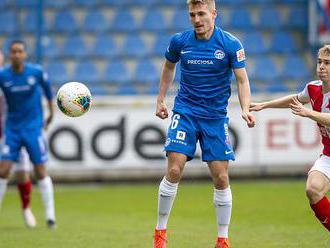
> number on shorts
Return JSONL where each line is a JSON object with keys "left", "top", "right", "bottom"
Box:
{"left": 170, "top": 114, "right": 180, "bottom": 129}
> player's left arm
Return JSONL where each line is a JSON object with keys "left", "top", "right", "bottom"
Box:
{"left": 39, "top": 70, "right": 54, "bottom": 130}
{"left": 44, "top": 99, "right": 54, "bottom": 130}
{"left": 290, "top": 97, "right": 330, "bottom": 127}
{"left": 234, "top": 67, "right": 255, "bottom": 128}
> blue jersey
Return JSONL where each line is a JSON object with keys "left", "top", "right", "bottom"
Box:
{"left": 0, "top": 63, "right": 53, "bottom": 130}
{"left": 165, "top": 26, "right": 246, "bottom": 119}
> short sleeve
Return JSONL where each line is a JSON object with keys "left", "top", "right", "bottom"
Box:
{"left": 165, "top": 33, "right": 181, "bottom": 63}
{"left": 0, "top": 69, "right": 4, "bottom": 89}
{"left": 297, "top": 84, "right": 310, "bottom": 103}
{"left": 228, "top": 38, "right": 246, "bottom": 69}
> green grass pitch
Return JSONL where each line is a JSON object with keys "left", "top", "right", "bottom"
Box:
{"left": 0, "top": 180, "right": 329, "bottom": 247}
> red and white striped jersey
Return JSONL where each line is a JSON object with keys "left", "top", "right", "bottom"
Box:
{"left": 0, "top": 94, "right": 3, "bottom": 139}
{"left": 298, "top": 80, "right": 330, "bottom": 156}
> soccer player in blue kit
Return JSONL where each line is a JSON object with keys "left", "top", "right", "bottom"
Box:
{"left": 0, "top": 40, "right": 56, "bottom": 229}
{"left": 153, "top": 1, "right": 255, "bottom": 247}
{"left": 0, "top": 49, "right": 37, "bottom": 228}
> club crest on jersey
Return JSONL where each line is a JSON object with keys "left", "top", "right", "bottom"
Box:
{"left": 214, "top": 50, "right": 225, "bottom": 60}
{"left": 236, "top": 49, "right": 246, "bottom": 62}
{"left": 27, "top": 76, "right": 36, "bottom": 85}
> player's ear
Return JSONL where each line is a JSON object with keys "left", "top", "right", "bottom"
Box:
{"left": 212, "top": 8, "right": 217, "bottom": 19}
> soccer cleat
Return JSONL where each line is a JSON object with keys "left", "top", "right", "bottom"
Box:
{"left": 46, "top": 219, "right": 57, "bottom": 229}
{"left": 23, "top": 208, "right": 37, "bottom": 228}
{"left": 153, "top": 229, "right": 167, "bottom": 248}
{"left": 215, "top": 237, "right": 230, "bottom": 248}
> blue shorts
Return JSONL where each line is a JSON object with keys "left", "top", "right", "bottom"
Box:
{"left": 1, "top": 127, "right": 48, "bottom": 165}
{"left": 164, "top": 112, "right": 235, "bottom": 161}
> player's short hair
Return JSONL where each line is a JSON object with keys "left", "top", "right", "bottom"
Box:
{"left": 318, "top": 45, "right": 330, "bottom": 57}
{"left": 186, "top": 0, "right": 216, "bottom": 10}
{"left": 9, "top": 40, "right": 26, "bottom": 50}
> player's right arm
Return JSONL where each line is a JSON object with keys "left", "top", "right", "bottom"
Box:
{"left": 156, "top": 33, "right": 182, "bottom": 120}
{"left": 250, "top": 94, "right": 300, "bottom": 112}
{"left": 156, "top": 59, "right": 176, "bottom": 119}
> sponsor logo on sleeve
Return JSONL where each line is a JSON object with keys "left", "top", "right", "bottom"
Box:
{"left": 236, "top": 49, "right": 246, "bottom": 62}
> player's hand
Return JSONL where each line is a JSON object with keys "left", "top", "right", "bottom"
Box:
{"left": 242, "top": 111, "right": 256, "bottom": 128}
{"left": 290, "top": 97, "right": 311, "bottom": 117}
{"left": 249, "top": 102, "right": 263, "bottom": 112}
{"left": 44, "top": 114, "right": 53, "bottom": 130}
{"left": 156, "top": 100, "right": 169, "bottom": 119}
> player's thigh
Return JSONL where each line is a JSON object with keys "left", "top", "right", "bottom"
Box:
{"left": 1, "top": 128, "right": 21, "bottom": 162}
{"left": 199, "top": 117, "right": 235, "bottom": 161}
{"left": 307, "top": 155, "right": 330, "bottom": 194}
{"left": 22, "top": 129, "right": 48, "bottom": 165}
{"left": 13, "top": 148, "right": 31, "bottom": 172}
{"left": 164, "top": 112, "right": 198, "bottom": 161}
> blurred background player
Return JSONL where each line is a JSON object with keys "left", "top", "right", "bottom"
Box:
{"left": 250, "top": 44, "right": 330, "bottom": 233}
{"left": 154, "top": 0, "right": 255, "bottom": 247}
{"left": 0, "top": 40, "right": 56, "bottom": 229}
{"left": 0, "top": 49, "right": 36, "bottom": 228}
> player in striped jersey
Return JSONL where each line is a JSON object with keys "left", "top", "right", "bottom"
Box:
{"left": 250, "top": 44, "right": 330, "bottom": 233}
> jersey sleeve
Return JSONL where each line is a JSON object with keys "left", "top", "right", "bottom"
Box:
{"left": 228, "top": 38, "right": 246, "bottom": 69}
{"left": 38, "top": 67, "right": 53, "bottom": 100}
{"left": 297, "top": 83, "right": 310, "bottom": 103}
{"left": 165, "top": 33, "right": 182, "bottom": 63}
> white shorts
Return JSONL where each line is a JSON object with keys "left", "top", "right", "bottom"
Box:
{"left": 309, "top": 155, "right": 330, "bottom": 180}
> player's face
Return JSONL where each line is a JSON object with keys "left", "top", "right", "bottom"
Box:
{"left": 317, "top": 55, "right": 330, "bottom": 83}
{"left": 9, "top": 43, "right": 26, "bottom": 66}
{"left": 188, "top": 3, "right": 216, "bottom": 38}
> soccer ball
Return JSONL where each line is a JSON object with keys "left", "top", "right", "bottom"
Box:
{"left": 56, "top": 82, "right": 92, "bottom": 117}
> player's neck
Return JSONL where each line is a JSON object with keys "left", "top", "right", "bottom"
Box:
{"left": 196, "top": 26, "right": 215, "bottom": 40}
{"left": 12, "top": 63, "right": 24, "bottom": 73}
{"left": 322, "top": 81, "right": 330, "bottom": 94}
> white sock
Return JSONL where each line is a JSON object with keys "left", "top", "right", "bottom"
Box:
{"left": 214, "top": 187, "right": 232, "bottom": 238}
{"left": 156, "top": 177, "right": 178, "bottom": 230}
{"left": 0, "top": 178, "right": 8, "bottom": 209}
{"left": 38, "top": 176, "right": 55, "bottom": 221}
